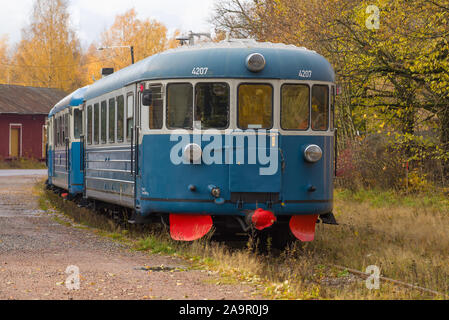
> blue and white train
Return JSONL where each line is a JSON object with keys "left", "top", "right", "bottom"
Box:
{"left": 47, "top": 39, "right": 337, "bottom": 244}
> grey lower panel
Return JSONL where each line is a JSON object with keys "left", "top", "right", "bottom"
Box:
{"left": 86, "top": 188, "right": 134, "bottom": 208}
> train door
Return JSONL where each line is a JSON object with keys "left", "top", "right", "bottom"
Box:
{"left": 126, "top": 88, "right": 138, "bottom": 209}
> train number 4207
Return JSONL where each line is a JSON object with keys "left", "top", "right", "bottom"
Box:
{"left": 298, "top": 70, "right": 312, "bottom": 78}
{"left": 192, "top": 67, "right": 209, "bottom": 75}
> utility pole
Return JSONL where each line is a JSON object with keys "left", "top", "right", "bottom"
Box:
{"left": 97, "top": 45, "right": 135, "bottom": 65}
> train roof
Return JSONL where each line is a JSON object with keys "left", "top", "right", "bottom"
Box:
{"left": 84, "top": 40, "right": 335, "bottom": 101}
{"left": 49, "top": 86, "right": 89, "bottom": 118}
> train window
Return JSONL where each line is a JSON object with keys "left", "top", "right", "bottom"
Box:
{"left": 109, "top": 98, "right": 116, "bottom": 143}
{"left": 311, "top": 85, "right": 329, "bottom": 131}
{"left": 117, "top": 95, "right": 125, "bottom": 142}
{"left": 126, "top": 94, "right": 134, "bottom": 142}
{"left": 94, "top": 103, "right": 99, "bottom": 144}
{"left": 167, "top": 83, "right": 193, "bottom": 129}
{"left": 330, "top": 86, "right": 335, "bottom": 130}
{"left": 148, "top": 84, "right": 163, "bottom": 130}
{"left": 53, "top": 118, "right": 57, "bottom": 147}
{"left": 281, "top": 84, "right": 310, "bottom": 130}
{"left": 238, "top": 84, "right": 273, "bottom": 129}
{"left": 101, "top": 101, "right": 107, "bottom": 144}
{"left": 195, "top": 83, "right": 229, "bottom": 129}
{"left": 87, "top": 105, "right": 92, "bottom": 145}
{"left": 56, "top": 117, "right": 60, "bottom": 146}
{"left": 73, "top": 109, "right": 82, "bottom": 139}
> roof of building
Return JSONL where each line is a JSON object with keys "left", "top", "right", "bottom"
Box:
{"left": 84, "top": 40, "right": 335, "bottom": 101}
{"left": 0, "top": 84, "right": 67, "bottom": 115}
{"left": 48, "top": 86, "right": 89, "bottom": 118}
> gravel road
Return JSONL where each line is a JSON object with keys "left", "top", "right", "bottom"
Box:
{"left": 0, "top": 172, "right": 258, "bottom": 300}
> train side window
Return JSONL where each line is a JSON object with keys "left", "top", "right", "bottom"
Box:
{"left": 56, "top": 117, "right": 60, "bottom": 146}
{"left": 167, "top": 83, "right": 193, "bottom": 129}
{"left": 101, "top": 101, "right": 107, "bottom": 144}
{"left": 87, "top": 105, "right": 92, "bottom": 144}
{"left": 53, "top": 118, "right": 57, "bottom": 147}
{"left": 109, "top": 98, "right": 116, "bottom": 143}
{"left": 148, "top": 84, "right": 163, "bottom": 130}
{"left": 330, "top": 86, "right": 335, "bottom": 130}
{"left": 64, "top": 113, "right": 68, "bottom": 142}
{"left": 195, "top": 83, "right": 229, "bottom": 129}
{"left": 94, "top": 103, "right": 100, "bottom": 144}
{"left": 238, "top": 84, "right": 273, "bottom": 129}
{"left": 311, "top": 85, "right": 329, "bottom": 131}
{"left": 117, "top": 95, "right": 125, "bottom": 143}
{"left": 73, "top": 109, "right": 82, "bottom": 139}
{"left": 281, "top": 84, "right": 310, "bottom": 130}
{"left": 126, "top": 94, "right": 134, "bottom": 142}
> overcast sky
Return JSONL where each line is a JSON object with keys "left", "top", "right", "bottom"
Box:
{"left": 0, "top": 0, "right": 217, "bottom": 48}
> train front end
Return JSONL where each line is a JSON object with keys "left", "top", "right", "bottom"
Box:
{"left": 137, "top": 42, "right": 336, "bottom": 242}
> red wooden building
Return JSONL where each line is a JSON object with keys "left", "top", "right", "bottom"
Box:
{"left": 0, "top": 85, "right": 67, "bottom": 160}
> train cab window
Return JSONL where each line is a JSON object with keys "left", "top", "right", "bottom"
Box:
{"left": 101, "top": 101, "right": 107, "bottom": 144}
{"left": 281, "top": 84, "right": 310, "bottom": 130}
{"left": 73, "top": 109, "right": 82, "bottom": 139}
{"left": 109, "top": 98, "right": 116, "bottom": 143}
{"left": 117, "top": 95, "right": 125, "bottom": 142}
{"left": 167, "top": 83, "right": 193, "bottom": 129}
{"left": 238, "top": 84, "right": 273, "bottom": 129}
{"left": 330, "top": 86, "right": 335, "bottom": 130}
{"left": 148, "top": 84, "right": 163, "bottom": 130}
{"left": 56, "top": 117, "right": 60, "bottom": 146}
{"left": 87, "top": 105, "right": 92, "bottom": 145}
{"left": 311, "top": 85, "right": 329, "bottom": 131}
{"left": 195, "top": 83, "right": 229, "bottom": 129}
{"left": 94, "top": 103, "right": 100, "bottom": 144}
{"left": 126, "top": 94, "right": 134, "bottom": 142}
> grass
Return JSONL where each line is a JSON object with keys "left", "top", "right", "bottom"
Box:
{"left": 0, "top": 158, "right": 47, "bottom": 169}
{"left": 37, "top": 181, "right": 449, "bottom": 300}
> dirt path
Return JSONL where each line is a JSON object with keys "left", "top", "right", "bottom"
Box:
{"left": 0, "top": 172, "right": 258, "bottom": 300}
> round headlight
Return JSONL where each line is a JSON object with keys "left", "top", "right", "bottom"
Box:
{"left": 304, "top": 145, "right": 323, "bottom": 163}
{"left": 183, "top": 143, "right": 202, "bottom": 163}
{"left": 246, "top": 53, "right": 266, "bottom": 72}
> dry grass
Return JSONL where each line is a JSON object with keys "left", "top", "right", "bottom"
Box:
{"left": 38, "top": 182, "right": 449, "bottom": 300}
{"left": 0, "top": 158, "right": 46, "bottom": 169}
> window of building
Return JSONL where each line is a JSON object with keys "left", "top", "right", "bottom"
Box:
{"left": 195, "top": 83, "right": 229, "bottom": 129}
{"left": 311, "top": 85, "right": 329, "bottom": 131}
{"left": 167, "top": 83, "right": 193, "bottom": 129}
{"left": 281, "top": 84, "right": 310, "bottom": 130}
{"left": 148, "top": 84, "right": 163, "bottom": 130}
{"left": 238, "top": 84, "right": 273, "bottom": 129}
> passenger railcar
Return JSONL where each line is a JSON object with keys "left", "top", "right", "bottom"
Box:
{"left": 47, "top": 39, "right": 337, "bottom": 243}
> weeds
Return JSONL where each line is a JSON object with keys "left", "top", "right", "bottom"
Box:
{"left": 37, "top": 181, "right": 448, "bottom": 300}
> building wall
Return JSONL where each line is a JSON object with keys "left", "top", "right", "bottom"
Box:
{"left": 0, "top": 114, "right": 47, "bottom": 160}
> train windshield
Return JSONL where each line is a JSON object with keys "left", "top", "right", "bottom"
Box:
{"left": 238, "top": 84, "right": 273, "bottom": 129}
{"left": 195, "top": 83, "right": 229, "bottom": 129}
{"left": 281, "top": 84, "right": 310, "bottom": 130}
{"left": 311, "top": 85, "right": 329, "bottom": 131}
{"left": 167, "top": 83, "right": 193, "bottom": 129}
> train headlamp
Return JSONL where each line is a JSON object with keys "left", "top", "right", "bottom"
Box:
{"left": 304, "top": 145, "right": 323, "bottom": 163}
{"left": 246, "top": 53, "right": 266, "bottom": 72}
{"left": 183, "top": 143, "right": 202, "bottom": 164}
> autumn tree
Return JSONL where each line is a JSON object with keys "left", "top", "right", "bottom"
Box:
{"left": 0, "top": 36, "right": 10, "bottom": 84}
{"left": 83, "top": 8, "right": 178, "bottom": 83}
{"left": 12, "top": 0, "right": 82, "bottom": 92}
{"left": 213, "top": 0, "right": 449, "bottom": 182}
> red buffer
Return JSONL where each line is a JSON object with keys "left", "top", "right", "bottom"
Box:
{"left": 250, "top": 209, "right": 277, "bottom": 231}
{"left": 289, "top": 214, "right": 319, "bottom": 242}
{"left": 169, "top": 214, "right": 213, "bottom": 241}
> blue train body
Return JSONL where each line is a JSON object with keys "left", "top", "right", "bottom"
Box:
{"left": 47, "top": 40, "right": 336, "bottom": 242}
